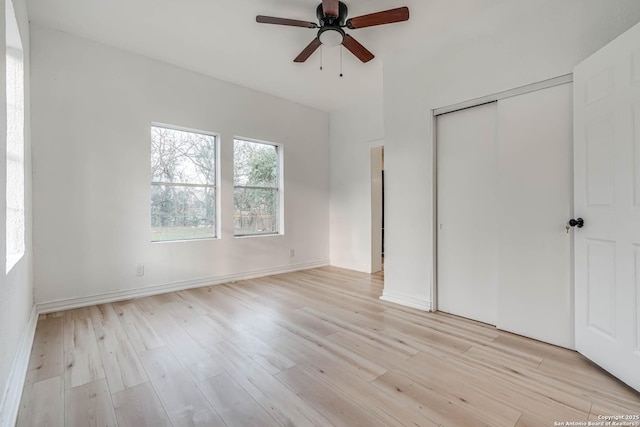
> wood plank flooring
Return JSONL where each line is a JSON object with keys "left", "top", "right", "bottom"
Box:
{"left": 16, "top": 267, "right": 640, "bottom": 426}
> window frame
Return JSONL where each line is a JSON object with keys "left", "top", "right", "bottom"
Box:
{"left": 5, "top": 0, "right": 25, "bottom": 274}
{"left": 150, "top": 122, "right": 220, "bottom": 243}
{"left": 233, "top": 137, "right": 283, "bottom": 238}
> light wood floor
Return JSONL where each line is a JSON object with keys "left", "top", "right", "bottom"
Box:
{"left": 17, "top": 267, "right": 640, "bottom": 426}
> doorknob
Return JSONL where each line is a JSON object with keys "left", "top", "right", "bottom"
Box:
{"left": 568, "top": 218, "right": 584, "bottom": 228}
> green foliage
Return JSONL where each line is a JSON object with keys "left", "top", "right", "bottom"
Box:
{"left": 248, "top": 148, "right": 277, "bottom": 186}
{"left": 234, "top": 140, "right": 279, "bottom": 234}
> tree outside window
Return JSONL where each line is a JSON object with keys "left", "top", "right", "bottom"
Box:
{"left": 233, "top": 139, "right": 280, "bottom": 236}
{"left": 151, "top": 125, "right": 217, "bottom": 241}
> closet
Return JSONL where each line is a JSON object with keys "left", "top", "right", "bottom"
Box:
{"left": 436, "top": 82, "right": 574, "bottom": 348}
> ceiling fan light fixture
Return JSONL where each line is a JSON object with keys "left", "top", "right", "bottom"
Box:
{"left": 318, "top": 27, "right": 344, "bottom": 47}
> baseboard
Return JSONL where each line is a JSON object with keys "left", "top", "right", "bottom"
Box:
{"left": 36, "top": 260, "right": 329, "bottom": 314}
{"left": 380, "top": 289, "right": 432, "bottom": 311}
{"left": 0, "top": 305, "right": 38, "bottom": 427}
{"left": 328, "top": 260, "right": 369, "bottom": 273}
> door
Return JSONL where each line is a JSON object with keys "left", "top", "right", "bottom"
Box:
{"left": 496, "top": 83, "right": 574, "bottom": 348}
{"left": 574, "top": 21, "right": 640, "bottom": 391}
{"left": 437, "top": 102, "right": 499, "bottom": 325}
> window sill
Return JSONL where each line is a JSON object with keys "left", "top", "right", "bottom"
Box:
{"left": 151, "top": 237, "right": 219, "bottom": 244}
{"left": 234, "top": 233, "right": 283, "bottom": 239}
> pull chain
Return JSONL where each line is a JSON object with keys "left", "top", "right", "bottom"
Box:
{"left": 320, "top": 46, "right": 323, "bottom": 71}
{"left": 340, "top": 46, "right": 343, "bottom": 77}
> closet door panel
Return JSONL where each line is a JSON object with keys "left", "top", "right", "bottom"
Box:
{"left": 496, "top": 83, "right": 574, "bottom": 348}
{"left": 437, "top": 102, "right": 498, "bottom": 325}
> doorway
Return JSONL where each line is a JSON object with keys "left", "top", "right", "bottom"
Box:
{"left": 371, "top": 146, "right": 384, "bottom": 273}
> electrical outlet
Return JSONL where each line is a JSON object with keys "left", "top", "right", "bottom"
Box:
{"left": 290, "top": 249, "right": 295, "bottom": 258}
{"left": 136, "top": 264, "right": 144, "bottom": 277}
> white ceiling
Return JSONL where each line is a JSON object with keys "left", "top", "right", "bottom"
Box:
{"left": 26, "top": 0, "right": 504, "bottom": 112}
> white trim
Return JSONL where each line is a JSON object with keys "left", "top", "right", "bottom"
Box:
{"left": 0, "top": 306, "right": 38, "bottom": 427}
{"left": 380, "top": 290, "right": 432, "bottom": 312}
{"left": 233, "top": 135, "right": 281, "bottom": 149}
{"left": 328, "top": 261, "right": 369, "bottom": 273}
{"left": 431, "top": 112, "right": 439, "bottom": 312}
{"left": 151, "top": 122, "right": 220, "bottom": 139}
{"left": 36, "top": 260, "right": 329, "bottom": 314}
{"left": 433, "top": 73, "right": 573, "bottom": 116}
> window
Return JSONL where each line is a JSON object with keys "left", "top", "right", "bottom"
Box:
{"left": 6, "top": 0, "right": 24, "bottom": 273}
{"left": 234, "top": 138, "right": 280, "bottom": 236}
{"left": 150, "top": 125, "right": 217, "bottom": 241}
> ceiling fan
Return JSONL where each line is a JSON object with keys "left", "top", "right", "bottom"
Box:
{"left": 256, "top": 0, "right": 409, "bottom": 63}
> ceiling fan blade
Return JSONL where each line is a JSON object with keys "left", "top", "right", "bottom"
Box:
{"left": 346, "top": 7, "right": 409, "bottom": 29}
{"left": 294, "top": 38, "right": 322, "bottom": 62}
{"left": 256, "top": 15, "right": 318, "bottom": 28}
{"left": 342, "top": 34, "right": 374, "bottom": 63}
{"left": 322, "top": 0, "right": 340, "bottom": 17}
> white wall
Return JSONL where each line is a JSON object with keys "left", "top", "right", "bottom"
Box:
{"left": 327, "top": 0, "right": 505, "bottom": 275}
{"left": 329, "top": 95, "right": 383, "bottom": 273}
{"left": 0, "top": 0, "right": 33, "bottom": 423}
{"left": 382, "top": 0, "right": 640, "bottom": 309}
{"left": 31, "top": 25, "right": 330, "bottom": 306}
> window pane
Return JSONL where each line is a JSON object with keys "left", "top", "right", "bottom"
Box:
{"left": 151, "top": 184, "right": 215, "bottom": 241}
{"left": 234, "top": 188, "right": 278, "bottom": 235}
{"left": 233, "top": 139, "right": 277, "bottom": 187}
{"left": 151, "top": 126, "right": 216, "bottom": 185}
{"left": 6, "top": 40, "right": 24, "bottom": 273}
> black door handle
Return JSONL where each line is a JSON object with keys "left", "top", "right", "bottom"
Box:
{"left": 568, "top": 218, "right": 584, "bottom": 228}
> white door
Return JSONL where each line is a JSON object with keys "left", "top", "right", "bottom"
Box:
{"left": 437, "top": 102, "right": 499, "bottom": 325}
{"left": 574, "top": 21, "right": 640, "bottom": 391}
{"left": 496, "top": 83, "right": 574, "bottom": 348}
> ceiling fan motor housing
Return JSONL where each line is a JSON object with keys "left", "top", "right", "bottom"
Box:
{"left": 316, "top": 2, "right": 348, "bottom": 26}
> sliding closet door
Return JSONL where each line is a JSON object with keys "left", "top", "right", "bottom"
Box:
{"left": 437, "top": 102, "right": 498, "bottom": 325}
{"left": 496, "top": 83, "right": 573, "bottom": 348}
